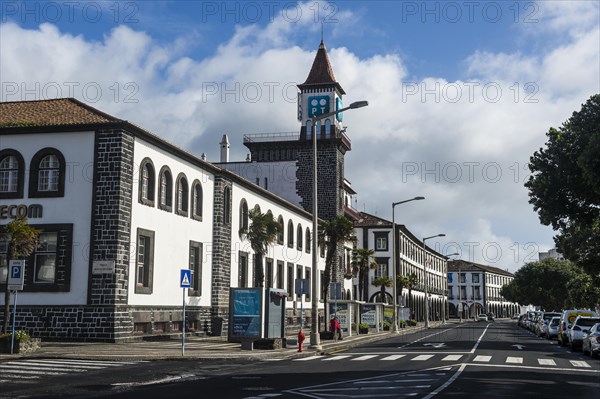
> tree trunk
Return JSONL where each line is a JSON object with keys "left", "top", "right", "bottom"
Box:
{"left": 254, "top": 253, "right": 264, "bottom": 288}
{"left": 2, "top": 245, "right": 16, "bottom": 335}
{"left": 2, "top": 273, "right": 9, "bottom": 335}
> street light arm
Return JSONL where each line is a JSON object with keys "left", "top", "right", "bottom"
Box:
{"left": 392, "top": 196, "right": 425, "bottom": 207}
{"left": 311, "top": 101, "right": 369, "bottom": 122}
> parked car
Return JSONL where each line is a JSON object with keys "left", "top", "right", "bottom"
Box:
{"left": 582, "top": 323, "right": 600, "bottom": 358}
{"left": 558, "top": 309, "right": 599, "bottom": 347}
{"left": 546, "top": 316, "right": 561, "bottom": 340}
{"left": 487, "top": 312, "right": 495, "bottom": 321}
{"left": 477, "top": 314, "right": 488, "bottom": 322}
{"left": 536, "top": 312, "right": 561, "bottom": 337}
{"left": 568, "top": 316, "right": 600, "bottom": 351}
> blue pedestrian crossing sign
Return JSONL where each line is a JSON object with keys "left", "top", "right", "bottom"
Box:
{"left": 180, "top": 269, "right": 192, "bottom": 288}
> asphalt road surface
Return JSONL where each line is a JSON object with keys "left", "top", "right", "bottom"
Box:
{"left": 2, "top": 320, "right": 598, "bottom": 398}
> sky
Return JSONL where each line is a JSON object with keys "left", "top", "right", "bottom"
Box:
{"left": 1, "top": 0, "right": 599, "bottom": 273}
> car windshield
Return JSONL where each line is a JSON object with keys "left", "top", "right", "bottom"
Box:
{"left": 577, "top": 318, "right": 600, "bottom": 327}
{"left": 550, "top": 318, "right": 560, "bottom": 326}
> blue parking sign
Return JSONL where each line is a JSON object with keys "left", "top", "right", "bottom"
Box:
{"left": 8, "top": 260, "right": 25, "bottom": 290}
{"left": 180, "top": 269, "right": 192, "bottom": 288}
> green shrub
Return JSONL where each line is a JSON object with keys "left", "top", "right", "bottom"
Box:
{"left": 358, "top": 323, "right": 370, "bottom": 329}
{"left": 0, "top": 330, "right": 31, "bottom": 341}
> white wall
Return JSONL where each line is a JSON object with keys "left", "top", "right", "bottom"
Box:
{"left": 1, "top": 131, "right": 95, "bottom": 305}
{"left": 128, "top": 139, "right": 215, "bottom": 307}
{"left": 229, "top": 183, "right": 325, "bottom": 310}
{"left": 221, "top": 161, "right": 301, "bottom": 207}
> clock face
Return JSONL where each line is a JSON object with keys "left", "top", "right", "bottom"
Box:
{"left": 308, "top": 96, "right": 330, "bottom": 117}
{"left": 336, "top": 97, "right": 343, "bottom": 122}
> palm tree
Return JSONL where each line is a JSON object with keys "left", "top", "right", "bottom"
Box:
{"left": 372, "top": 276, "right": 393, "bottom": 303}
{"left": 351, "top": 248, "right": 378, "bottom": 302}
{"left": 396, "top": 275, "right": 410, "bottom": 306}
{"left": 1, "top": 217, "right": 40, "bottom": 334}
{"left": 405, "top": 272, "right": 419, "bottom": 318}
{"left": 318, "top": 215, "right": 356, "bottom": 301}
{"left": 239, "top": 208, "right": 282, "bottom": 288}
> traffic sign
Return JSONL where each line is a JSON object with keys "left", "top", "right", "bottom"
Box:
{"left": 8, "top": 260, "right": 25, "bottom": 291}
{"left": 180, "top": 269, "right": 192, "bottom": 288}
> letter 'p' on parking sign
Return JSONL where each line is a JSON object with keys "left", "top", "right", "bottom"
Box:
{"left": 8, "top": 260, "right": 25, "bottom": 290}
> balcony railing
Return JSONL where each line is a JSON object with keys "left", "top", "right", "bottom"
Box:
{"left": 243, "top": 132, "right": 299, "bottom": 143}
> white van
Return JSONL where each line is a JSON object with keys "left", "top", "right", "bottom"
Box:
{"left": 558, "top": 309, "right": 599, "bottom": 346}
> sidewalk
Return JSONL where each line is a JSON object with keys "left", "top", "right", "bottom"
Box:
{"left": 0, "top": 323, "right": 433, "bottom": 362}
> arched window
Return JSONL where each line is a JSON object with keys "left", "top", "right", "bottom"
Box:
{"left": 277, "top": 216, "right": 284, "bottom": 244}
{"left": 29, "top": 148, "right": 65, "bottom": 198}
{"left": 287, "top": 220, "right": 294, "bottom": 248}
{"left": 305, "top": 227, "right": 311, "bottom": 254}
{"left": 223, "top": 186, "right": 231, "bottom": 224}
{"left": 239, "top": 199, "right": 249, "bottom": 233}
{"left": 158, "top": 166, "right": 173, "bottom": 211}
{"left": 191, "top": 180, "right": 203, "bottom": 221}
{"left": 306, "top": 120, "right": 312, "bottom": 140}
{"left": 0, "top": 149, "right": 25, "bottom": 199}
{"left": 138, "top": 158, "right": 155, "bottom": 206}
{"left": 176, "top": 173, "right": 189, "bottom": 216}
{"left": 297, "top": 224, "right": 303, "bottom": 250}
{"left": 325, "top": 119, "right": 331, "bottom": 138}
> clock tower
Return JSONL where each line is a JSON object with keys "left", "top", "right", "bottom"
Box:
{"left": 295, "top": 40, "right": 352, "bottom": 223}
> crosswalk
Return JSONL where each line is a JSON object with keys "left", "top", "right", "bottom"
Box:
{"left": 292, "top": 353, "right": 595, "bottom": 369}
{"left": 0, "top": 358, "right": 143, "bottom": 383}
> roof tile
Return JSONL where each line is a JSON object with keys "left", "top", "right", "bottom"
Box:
{"left": 0, "top": 98, "right": 121, "bottom": 127}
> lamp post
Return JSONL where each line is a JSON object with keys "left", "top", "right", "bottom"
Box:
{"left": 391, "top": 197, "right": 424, "bottom": 332}
{"left": 445, "top": 252, "right": 459, "bottom": 322}
{"left": 310, "top": 100, "right": 368, "bottom": 349}
{"left": 422, "top": 233, "right": 445, "bottom": 329}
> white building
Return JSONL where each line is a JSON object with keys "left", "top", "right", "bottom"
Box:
{"left": 447, "top": 260, "right": 519, "bottom": 319}
{"left": 354, "top": 212, "right": 449, "bottom": 322}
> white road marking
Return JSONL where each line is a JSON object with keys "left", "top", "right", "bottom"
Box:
{"left": 323, "top": 355, "right": 351, "bottom": 361}
{"left": 293, "top": 355, "right": 324, "bottom": 361}
{"left": 412, "top": 355, "right": 434, "bottom": 361}
{"left": 506, "top": 357, "right": 523, "bottom": 364}
{"left": 538, "top": 359, "right": 556, "bottom": 366}
{"left": 570, "top": 360, "right": 591, "bottom": 368}
{"left": 351, "top": 355, "right": 378, "bottom": 361}
{"left": 442, "top": 355, "right": 462, "bottom": 361}
{"left": 473, "top": 355, "right": 491, "bottom": 362}
{"left": 381, "top": 355, "right": 406, "bottom": 361}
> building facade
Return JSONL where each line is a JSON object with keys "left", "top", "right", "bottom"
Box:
{"left": 0, "top": 98, "right": 327, "bottom": 341}
{"left": 354, "top": 212, "right": 449, "bottom": 322}
{"left": 447, "top": 260, "right": 519, "bottom": 319}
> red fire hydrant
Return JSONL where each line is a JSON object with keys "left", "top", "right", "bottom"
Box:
{"left": 297, "top": 329, "right": 306, "bottom": 352}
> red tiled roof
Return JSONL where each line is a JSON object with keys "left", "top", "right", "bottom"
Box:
{"left": 299, "top": 41, "right": 345, "bottom": 94}
{"left": 0, "top": 98, "right": 121, "bottom": 127}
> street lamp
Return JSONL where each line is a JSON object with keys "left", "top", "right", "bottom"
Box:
{"left": 445, "top": 252, "right": 459, "bottom": 323}
{"left": 391, "top": 196, "right": 425, "bottom": 332}
{"left": 310, "top": 100, "right": 369, "bottom": 349}
{"left": 422, "top": 233, "right": 445, "bottom": 329}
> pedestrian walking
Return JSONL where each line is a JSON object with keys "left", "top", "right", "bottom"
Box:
{"left": 330, "top": 316, "right": 343, "bottom": 340}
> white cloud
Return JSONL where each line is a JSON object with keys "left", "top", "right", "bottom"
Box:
{"left": 1, "top": 0, "right": 598, "bottom": 273}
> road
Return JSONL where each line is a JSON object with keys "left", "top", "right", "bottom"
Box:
{"left": 2, "top": 320, "right": 598, "bottom": 398}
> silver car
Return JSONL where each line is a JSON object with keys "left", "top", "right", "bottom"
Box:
{"left": 546, "top": 316, "right": 561, "bottom": 340}
{"left": 568, "top": 316, "right": 600, "bottom": 351}
{"left": 582, "top": 323, "right": 600, "bottom": 358}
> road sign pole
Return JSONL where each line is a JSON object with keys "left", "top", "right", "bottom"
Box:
{"left": 11, "top": 290, "right": 17, "bottom": 354}
{"left": 182, "top": 287, "right": 186, "bottom": 356}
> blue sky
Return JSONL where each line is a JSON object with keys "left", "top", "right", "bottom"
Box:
{"left": 2, "top": 1, "right": 599, "bottom": 271}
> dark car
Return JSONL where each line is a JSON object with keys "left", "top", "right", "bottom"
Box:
{"left": 487, "top": 312, "right": 495, "bottom": 321}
